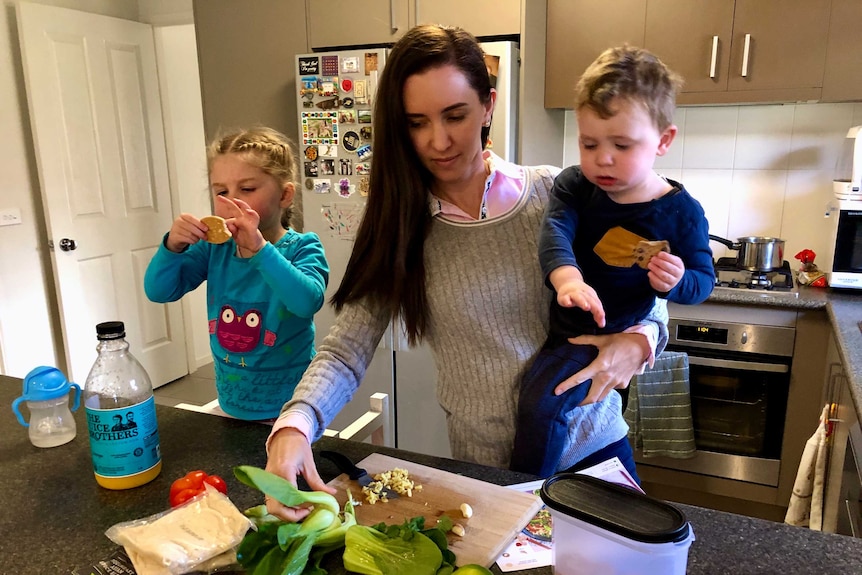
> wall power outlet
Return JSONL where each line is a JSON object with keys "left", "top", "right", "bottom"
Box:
{"left": 0, "top": 208, "right": 22, "bottom": 227}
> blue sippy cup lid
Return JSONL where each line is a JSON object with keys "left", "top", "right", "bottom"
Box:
{"left": 20, "top": 366, "right": 75, "bottom": 401}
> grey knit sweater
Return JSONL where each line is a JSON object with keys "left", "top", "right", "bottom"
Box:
{"left": 283, "top": 165, "right": 668, "bottom": 470}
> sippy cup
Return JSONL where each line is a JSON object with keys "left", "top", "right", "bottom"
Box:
{"left": 12, "top": 366, "right": 81, "bottom": 448}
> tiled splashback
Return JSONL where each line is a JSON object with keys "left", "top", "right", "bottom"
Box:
{"left": 563, "top": 102, "right": 862, "bottom": 267}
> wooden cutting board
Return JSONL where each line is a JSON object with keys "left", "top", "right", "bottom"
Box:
{"left": 325, "top": 453, "right": 543, "bottom": 569}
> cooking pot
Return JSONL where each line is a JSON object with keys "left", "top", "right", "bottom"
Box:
{"left": 709, "top": 234, "right": 785, "bottom": 272}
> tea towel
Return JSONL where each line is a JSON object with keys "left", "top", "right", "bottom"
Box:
{"left": 624, "top": 351, "right": 696, "bottom": 458}
{"left": 785, "top": 404, "right": 831, "bottom": 530}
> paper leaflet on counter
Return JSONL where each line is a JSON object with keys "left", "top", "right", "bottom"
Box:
{"left": 496, "top": 457, "right": 643, "bottom": 572}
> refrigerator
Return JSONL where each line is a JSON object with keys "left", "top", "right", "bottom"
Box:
{"left": 295, "top": 42, "right": 520, "bottom": 458}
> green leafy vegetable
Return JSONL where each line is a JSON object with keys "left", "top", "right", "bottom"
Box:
{"left": 344, "top": 515, "right": 457, "bottom": 575}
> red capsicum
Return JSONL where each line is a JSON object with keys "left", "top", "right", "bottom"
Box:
{"left": 169, "top": 469, "right": 228, "bottom": 507}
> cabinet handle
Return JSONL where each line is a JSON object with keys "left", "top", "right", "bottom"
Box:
{"left": 390, "top": 0, "right": 399, "bottom": 33}
{"left": 741, "top": 33, "right": 751, "bottom": 77}
{"left": 709, "top": 35, "right": 719, "bottom": 79}
{"left": 415, "top": 0, "right": 420, "bottom": 24}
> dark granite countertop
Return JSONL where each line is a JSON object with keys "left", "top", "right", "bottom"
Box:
{"left": 3, "top": 374, "right": 862, "bottom": 574}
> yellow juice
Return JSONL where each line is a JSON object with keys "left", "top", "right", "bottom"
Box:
{"left": 94, "top": 460, "right": 162, "bottom": 490}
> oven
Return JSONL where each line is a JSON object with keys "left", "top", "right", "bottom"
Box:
{"left": 636, "top": 316, "right": 796, "bottom": 487}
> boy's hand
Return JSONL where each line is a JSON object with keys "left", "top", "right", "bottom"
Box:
{"left": 557, "top": 280, "right": 606, "bottom": 328}
{"left": 216, "top": 195, "right": 266, "bottom": 256}
{"left": 647, "top": 251, "right": 684, "bottom": 292}
{"left": 165, "top": 213, "right": 207, "bottom": 253}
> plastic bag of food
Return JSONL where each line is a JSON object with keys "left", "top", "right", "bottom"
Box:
{"left": 105, "top": 484, "right": 252, "bottom": 575}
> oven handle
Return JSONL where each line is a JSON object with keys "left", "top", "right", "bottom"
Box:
{"left": 688, "top": 356, "right": 789, "bottom": 374}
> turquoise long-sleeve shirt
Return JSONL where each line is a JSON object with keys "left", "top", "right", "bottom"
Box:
{"left": 144, "top": 231, "right": 328, "bottom": 420}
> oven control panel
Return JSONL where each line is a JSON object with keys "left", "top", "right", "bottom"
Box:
{"left": 668, "top": 318, "right": 796, "bottom": 357}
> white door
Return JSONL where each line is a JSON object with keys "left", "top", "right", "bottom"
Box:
{"left": 17, "top": 3, "right": 188, "bottom": 387}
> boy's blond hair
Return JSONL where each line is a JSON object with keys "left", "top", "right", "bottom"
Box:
{"left": 574, "top": 46, "right": 683, "bottom": 131}
{"left": 206, "top": 126, "right": 298, "bottom": 228}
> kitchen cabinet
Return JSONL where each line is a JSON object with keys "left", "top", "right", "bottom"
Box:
{"left": 545, "top": 0, "right": 831, "bottom": 108}
{"left": 822, "top": 332, "right": 862, "bottom": 536}
{"left": 308, "top": 0, "right": 520, "bottom": 49}
{"left": 822, "top": 0, "right": 862, "bottom": 102}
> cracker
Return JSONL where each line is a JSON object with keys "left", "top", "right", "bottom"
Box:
{"left": 200, "top": 215, "right": 232, "bottom": 244}
{"left": 633, "top": 240, "right": 671, "bottom": 269}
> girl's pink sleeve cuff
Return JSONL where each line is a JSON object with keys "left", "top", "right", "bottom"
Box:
{"left": 265, "top": 410, "right": 313, "bottom": 455}
{"left": 623, "top": 322, "right": 658, "bottom": 375}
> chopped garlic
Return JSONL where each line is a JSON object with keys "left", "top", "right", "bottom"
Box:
{"left": 460, "top": 503, "right": 473, "bottom": 518}
{"left": 361, "top": 467, "right": 422, "bottom": 504}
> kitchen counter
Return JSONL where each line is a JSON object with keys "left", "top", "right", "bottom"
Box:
{"left": 2, "top": 375, "right": 862, "bottom": 574}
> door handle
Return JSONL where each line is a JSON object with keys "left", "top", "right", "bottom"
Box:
{"left": 741, "top": 33, "right": 751, "bottom": 77}
{"left": 59, "top": 238, "right": 77, "bottom": 251}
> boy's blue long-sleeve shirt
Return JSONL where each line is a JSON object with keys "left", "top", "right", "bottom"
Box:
{"left": 539, "top": 166, "right": 714, "bottom": 340}
{"left": 144, "top": 230, "right": 328, "bottom": 420}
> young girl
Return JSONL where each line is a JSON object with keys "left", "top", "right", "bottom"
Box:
{"left": 144, "top": 127, "right": 329, "bottom": 420}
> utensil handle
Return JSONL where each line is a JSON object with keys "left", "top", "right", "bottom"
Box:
{"left": 708, "top": 234, "right": 735, "bottom": 249}
{"left": 320, "top": 450, "right": 365, "bottom": 480}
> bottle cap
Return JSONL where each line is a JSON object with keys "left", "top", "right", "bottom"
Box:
{"left": 96, "top": 321, "right": 126, "bottom": 340}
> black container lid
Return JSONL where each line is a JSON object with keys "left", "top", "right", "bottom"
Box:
{"left": 96, "top": 321, "right": 126, "bottom": 340}
{"left": 540, "top": 473, "right": 690, "bottom": 544}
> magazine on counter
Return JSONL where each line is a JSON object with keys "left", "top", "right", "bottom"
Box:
{"left": 496, "top": 457, "right": 643, "bottom": 572}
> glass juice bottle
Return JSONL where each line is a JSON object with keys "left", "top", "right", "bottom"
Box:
{"left": 83, "top": 321, "right": 162, "bottom": 489}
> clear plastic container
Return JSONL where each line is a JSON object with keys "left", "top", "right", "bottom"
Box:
{"left": 541, "top": 473, "right": 694, "bottom": 575}
{"left": 83, "top": 321, "right": 162, "bottom": 489}
{"left": 12, "top": 366, "right": 81, "bottom": 448}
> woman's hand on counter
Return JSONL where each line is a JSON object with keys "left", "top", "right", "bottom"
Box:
{"left": 265, "top": 427, "right": 337, "bottom": 521}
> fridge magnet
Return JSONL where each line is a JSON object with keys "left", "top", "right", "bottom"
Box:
{"left": 304, "top": 161, "right": 319, "bottom": 177}
{"left": 357, "top": 110, "right": 372, "bottom": 124}
{"left": 341, "top": 97, "right": 355, "bottom": 109}
{"left": 322, "top": 55, "right": 339, "bottom": 76}
{"left": 360, "top": 126, "right": 372, "bottom": 140}
{"left": 319, "top": 143, "right": 338, "bottom": 157}
{"left": 338, "top": 178, "right": 354, "bottom": 198}
{"left": 355, "top": 162, "right": 371, "bottom": 176}
{"left": 317, "top": 77, "right": 339, "bottom": 97}
{"left": 313, "top": 178, "right": 332, "bottom": 194}
{"left": 338, "top": 110, "right": 357, "bottom": 124}
{"left": 321, "top": 203, "right": 363, "bottom": 240}
{"left": 302, "top": 100, "right": 315, "bottom": 109}
{"left": 301, "top": 111, "right": 339, "bottom": 145}
{"left": 341, "top": 56, "right": 360, "bottom": 74}
{"left": 338, "top": 158, "right": 353, "bottom": 176}
{"left": 358, "top": 176, "right": 370, "bottom": 197}
{"left": 340, "top": 78, "right": 353, "bottom": 93}
{"left": 304, "top": 146, "right": 318, "bottom": 161}
{"left": 300, "top": 76, "right": 318, "bottom": 97}
{"left": 342, "top": 130, "right": 361, "bottom": 152}
{"left": 354, "top": 81, "right": 367, "bottom": 104}
{"left": 304, "top": 178, "right": 314, "bottom": 190}
{"left": 315, "top": 97, "right": 341, "bottom": 110}
{"left": 356, "top": 144, "right": 373, "bottom": 162}
{"left": 320, "top": 158, "right": 335, "bottom": 175}
{"left": 298, "top": 57, "right": 320, "bottom": 75}
{"left": 364, "top": 53, "right": 379, "bottom": 75}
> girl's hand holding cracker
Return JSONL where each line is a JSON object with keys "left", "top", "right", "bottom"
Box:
{"left": 646, "top": 251, "right": 684, "bottom": 293}
{"left": 216, "top": 195, "right": 266, "bottom": 257}
{"left": 166, "top": 213, "right": 208, "bottom": 253}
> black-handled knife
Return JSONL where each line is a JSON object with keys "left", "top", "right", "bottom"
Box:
{"left": 320, "top": 450, "right": 399, "bottom": 498}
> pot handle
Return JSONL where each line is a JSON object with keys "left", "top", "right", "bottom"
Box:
{"left": 708, "top": 234, "right": 736, "bottom": 250}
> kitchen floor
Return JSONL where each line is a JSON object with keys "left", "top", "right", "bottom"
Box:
{"left": 153, "top": 362, "right": 217, "bottom": 408}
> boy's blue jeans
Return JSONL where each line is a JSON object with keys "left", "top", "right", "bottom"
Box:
{"left": 511, "top": 341, "right": 621, "bottom": 478}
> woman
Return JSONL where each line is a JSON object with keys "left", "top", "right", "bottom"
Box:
{"left": 265, "top": 25, "right": 666, "bottom": 520}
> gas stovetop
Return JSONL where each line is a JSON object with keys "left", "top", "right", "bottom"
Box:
{"left": 713, "top": 257, "right": 799, "bottom": 297}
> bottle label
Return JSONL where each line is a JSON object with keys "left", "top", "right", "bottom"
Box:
{"left": 85, "top": 396, "right": 161, "bottom": 477}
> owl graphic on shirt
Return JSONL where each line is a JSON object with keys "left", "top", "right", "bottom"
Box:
{"left": 211, "top": 305, "right": 276, "bottom": 359}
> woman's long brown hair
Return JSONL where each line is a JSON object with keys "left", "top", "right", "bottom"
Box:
{"left": 331, "top": 25, "right": 493, "bottom": 345}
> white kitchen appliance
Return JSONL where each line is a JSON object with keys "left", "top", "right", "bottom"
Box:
{"left": 295, "top": 42, "right": 520, "bottom": 456}
{"left": 833, "top": 125, "right": 862, "bottom": 201}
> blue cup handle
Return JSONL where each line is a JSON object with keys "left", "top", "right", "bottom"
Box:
{"left": 11, "top": 397, "right": 28, "bottom": 427}
{"left": 69, "top": 383, "right": 81, "bottom": 412}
